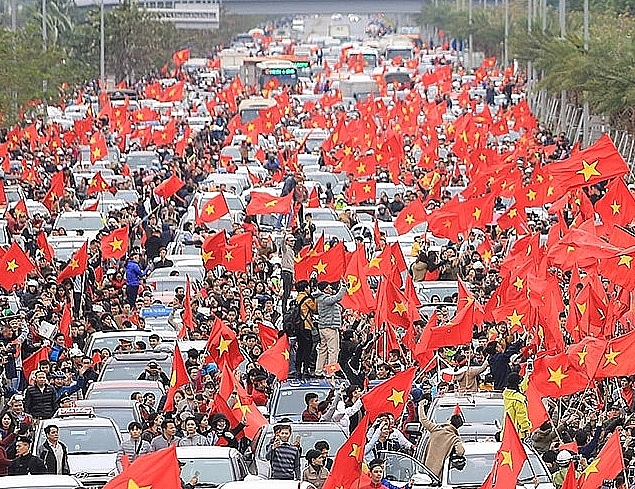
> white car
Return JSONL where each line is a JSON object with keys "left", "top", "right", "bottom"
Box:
{"left": 177, "top": 446, "right": 261, "bottom": 486}
{"left": 53, "top": 211, "right": 105, "bottom": 241}
{"left": 0, "top": 475, "right": 85, "bottom": 488}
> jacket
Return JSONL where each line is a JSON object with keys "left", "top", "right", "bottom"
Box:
{"left": 503, "top": 388, "right": 531, "bottom": 438}
{"left": 177, "top": 433, "right": 209, "bottom": 447}
{"left": 411, "top": 261, "right": 428, "bottom": 282}
{"left": 296, "top": 291, "right": 317, "bottom": 330}
{"left": 149, "top": 434, "right": 180, "bottom": 452}
{"left": 8, "top": 453, "right": 47, "bottom": 475}
{"left": 117, "top": 438, "right": 152, "bottom": 471}
{"left": 125, "top": 260, "right": 146, "bottom": 287}
{"left": 418, "top": 404, "right": 464, "bottom": 478}
{"left": 24, "top": 384, "right": 57, "bottom": 419}
{"left": 302, "top": 464, "right": 329, "bottom": 489}
{"left": 489, "top": 340, "right": 522, "bottom": 390}
{"left": 38, "top": 440, "right": 70, "bottom": 475}
{"left": 314, "top": 286, "right": 346, "bottom": 330}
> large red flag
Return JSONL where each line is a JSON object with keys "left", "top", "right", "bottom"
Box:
{"left": 100, "top": 227, "right": 129, "bottom": 260}
{"left": 22, "top": 346, "right": 51, "bottom": 380}
{"left": 340, "top": 247, "right": 376, "bottom": 314}
{"left": 246, "top": 191, "right": 293, "bottom": 215}
{"left": 478, "top": 415, "right": 528, "bottom": 489}
{"left": 154, "top": 175, "right": 185, "bottom": 200}
{"left": 361, "top": 367, "right": 416, "bottom": 420}
{"left": 58, "top": 302, "right": 73, "bottom": 349}
{"left": 394, "top": 198, "right": 427, "bottom": 235}
{"left": 205, "top": 317, "right": 244, "bottom": 370}
{"left": 322, "top": 417, "right": 370, "bottom": 489}
{"left": 0, "top": 242, "right": 36, "bottom": 291}
{"left": 578, "top": 429, "right": 625, "bottom": 489}
{"left": 57, "top": 241, "right": 88, "bottom": 283}
{"left": 197, "top": 193, "right": 230, "bottom": 224}
{"left": 180, "top": 276, "right": 195, "bottom": 338}
{"left": 257, "top": 334, "right": 291, "bottom": 381}
{"left": 103, "top": 445, "right": 181, "bottom": 489}
{"left": 163, "top": 344, "right": 190, "bottom": 412}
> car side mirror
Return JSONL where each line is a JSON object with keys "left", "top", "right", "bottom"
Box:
{"left": 411, "top": 473, "right": 434, "bottom": 488}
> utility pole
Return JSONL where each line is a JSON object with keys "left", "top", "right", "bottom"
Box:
{"left": 583, "top": 0, "right": 590, "bottom": 146}
{"left": 10, "top": 0, "right": 16, "bottom": 32}
{"left": 101, "top": 0, "right": 105, "bottom": 90}
{"left": 559, "top": 0, "right": 567, "bottom": 134}
{"left": 42, "top": 0, "right": 47, "bottom": 50}
{"left": 468, "top": 0, "right": 473, "bottom": 71}
{"left": 504, "top": 0, "right": 509, "bottom": 67}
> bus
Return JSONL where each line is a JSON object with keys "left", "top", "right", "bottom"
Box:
{"left": 346, "top": 47, "right": 379, "bottom": 71}
{"left": 238, "top": 98, "right": 277, "bottom": 124}
{"left": 256, "top": 60, "right": 299, "bottom": 90}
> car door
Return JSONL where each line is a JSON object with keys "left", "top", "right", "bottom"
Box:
{"left": 378, "top": 450, "right": 439, "bottom": 487}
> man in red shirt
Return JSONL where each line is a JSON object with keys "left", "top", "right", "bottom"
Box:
{"left": 251, "top": 375, "right": 269, "bottom": 406}
{"left": 302, "top": 393, "right": 320, "bottom": 422}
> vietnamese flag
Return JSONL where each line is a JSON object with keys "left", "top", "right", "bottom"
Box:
{"left": 222, "top": 243, "right": 247, "bottom": 273}
{"left": 530, "top": 352, "right": 590, "bottom": 397}
{"left": 595, "top": 178, "right": 635, "bottom": 229}
{"left": 0, "top": 242, "right": 36, "bottom": 291}
{"left": 202, "top": 231, "right": 227, "bottom": 270}
{"left": 594, "top": 329, "right": 635, "bottom": 379}
{"left": 322, "top": 417, "right": 370, "bottom": 489}
{"left": 43, "top": 171, "right": 65, "bottom": 211}
{"left": 361, "top": 367, "right": 416, "bottom": 420}
{"left": 89, "top": 131, "right": 108, "bottom": 163}
{"left": 578, "top": 430, "right": 625, "bottom": 489}
{"left": 197, "top": 193, "right": 230, "bottom": 224}
{"left": 394, "top": 198, "right": 427, "bottom": 235}
{"left": 154, "top": 174, "right": 184, "bottom": 200}
{"left": 172, "top": 48, "right": 190, "bottom": 67}
{"left": 257, "top": 333, "right": 291, "bottom": 381}
{"left": 163, "top": 344, "right": 190, "bottom": 412}
{"left": 246, "top": 191, "right": 293, "bottom": 215}
{"left": 294, "top": 241, "right": 346, "bottom": 282}
{"left": 479, "top": 415, "right": 527, "bottom": 489}
{"left": 57, "top": 241, "right": 88, "bottom": 283}
{"left": 36, "top": 231, "right": 54, "bottom": 262}
{"left": 257, "top": 322, "right": 279, "bottom": 351}
{"left": 375, "top": 278, "right": 413, "bottom": 329}
{"left": 307, "top": 187, "right": 320, "bottom": 208}
{"left": 22, "top": 346, "right": 51, "bottom": 380}
{"left": 205, "top": 317, "right": 244, "bottom": 370}
{"left": 100, "top": 227, "right": 129, "bottom": 260}
{"left": 58, "top": 303, "right": 73, "bottom": 348}
{"left": 87, "top": 171, "right": 109, "bottom": 195}
{"left": 103, "top": 445, "right": 181, "bottom": 489}
{"left": 180, "top": 276, "right": 195, "bottom": 339}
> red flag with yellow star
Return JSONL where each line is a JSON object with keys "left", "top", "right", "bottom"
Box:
{"left": 479, "top": 414, "right": 527, "bottom": 489}
{"left": 578, "top": 429, "right": 624, "bottom": 489}
{"left": 294, "top": 241, "right": 346, "bottom": 282}
{"left": 43, "top": 171, "right": 65, "bottom": 211}
{"left": 197, "top": 193, "right": 230, "bottom": 224}
{"left": 360, "top": 367, "right": 416, "bottom": 421}
{"left": 394, "top": 198, "right": 427, "bottom": 235}
{"left": 0, "top": 242, "right": 36, "bottom": 291}
{"left": 154, "top": 174, "right": 185, "bottom": 200}
{"left": 529, "top": 352, "right": 589, "bottom": 398}
{"left": 202, "top": 230, "right": 227, "bottom": 270}
{"left": 246, "top": 191, "right": 293, "bottom": 215}
{"left": 57, "top": 241, "right": 88, "bottom": 283}
{"left": 103, "top": 444, "right": 181, "bottom": 489}
{"left": 566, "top": 336, "right": 607, "bottom": 380}
{"left": 548, "top": 133, "right": 629, "bottom": 190}
{"left": 89, "top": 131, "right": 108, "bottom": 163}
{"left": 257, "top": 333, "right": 290, "bottom": 381}
{"left": 205, "top": 317, "right": 244, "bottom": 370}
{"left": 86, "top": 171, "right": 109, "bottom": 195}
{"left": 322, "top": 417, "right": 370, "bottom": 489}
{"left": 595, "top": 178, "right": 635, "bottom": 230}
{"left": 163, "top": 343, "right": 190, "bottom": 412}
{"left": 100, "top": 227, "right": 129, "bottom": 260}
{"left": 375, "top": 278, "right": 413, "bottom": 329}
{"left": 340, "top": 247, "right": 376, "bottom": 314}
{"left": 594, "top": 329, "right": 635, "bottom": 379}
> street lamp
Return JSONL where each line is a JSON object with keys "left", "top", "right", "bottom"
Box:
{"left": 100, "top": 0, "right": 105, "bottom": 89}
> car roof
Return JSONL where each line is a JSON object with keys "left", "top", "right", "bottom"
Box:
{"left": 433, "top": 392, "right": 503, "bottom": 406}
{"left": 176, "top": 446, "right": 238, "bottom": 458}
{"left": 75, "top": 399, "right": 138, "bottom": 408}
{"left": 221, "top": 480, "right": 316, "bottom": 489}
{"left": 43, "top": 415, "right": 115, "bottom": 427}
{"left": 108, "top": 351, "right": 171, "bottom": 362}
{"left": 277, "top": 379, "right": 335, "bottom": 389}
{"left": 88, "top": 380, "right": 163, "bottom": 388}
{"left": 0, "top": 475, "right": 84, "bottom": 488}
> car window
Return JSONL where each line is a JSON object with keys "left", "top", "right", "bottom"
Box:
{"left": 100, "top": 360, "right": 171, "bottom": 381}
{"left": 179, "top": 458, "right": 235, "bottom": 485}
{"left": 87, "top": 386, "right": 163, "bottom": 401}
{"left": 432, "top": 405, "right": 503, "bottom": 424}
{"left": 257, "top": 427, "right": 346, "bottom": 462}
{"left": 448, "top": 451, "right": 549, "bottom": 485}
{"left": 92, "top": 407, "right": 137, "bottom": 432}
{"left": 272, "top": 387, "right": 331, "bottom": 418}
{"left": 55, "top": 214, "right": 104, "bottom": 231}
{"left": 43, "top": 426, "right": 120, "bottom": 454}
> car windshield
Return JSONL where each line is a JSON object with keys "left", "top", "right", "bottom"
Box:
{"left": 257, "top": 427, "right": 346, "bottom": 461}
{"left": 90, "top": 335, "right": 140, "bottom": 354}
{"left": 87, "top": 386, "right": 163, "bottom": 401}
{"left": 127, "top": 153, "right": 156, "bottom": 169}
{"left": 92, "top": 407, "right": 135, "bottom": 432}
{"left": 55, "top": 214, "right": 104, "bottom": 231}
{"left": 417, "top": 286, "right": 458, "bottom": 303}
{"left": 100, "top": 360, "right": 171, "bottom": 381}
{"left": 179, "top": 458, "right": 235, "bottom": 487}
{"left": 313, "top": 225, "right": 353, "bottom": 242}
{"left": 49, "top": 426, "right": 120, "bottom": 454}
{"left": 447, "top": 452, "right": 549, "bottom": 485}
{"left": 272, "top": 387, "right": 332, "bottom": 418}
{"left": 432, "top": 404, "right": 503, "bottom": 424}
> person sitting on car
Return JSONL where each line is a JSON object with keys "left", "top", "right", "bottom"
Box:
{"left": 138, "top": 361, "right": 170, "bottom": 387}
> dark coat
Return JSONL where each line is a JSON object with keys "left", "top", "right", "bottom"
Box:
{"left": 38, "top": 440, "right": 71, "bottom": 475}
{"left": 24, "top": 384, "right": 57, "bottom": 419}
{"left": 8, "top": 453, "right": 46, "bottom": 475}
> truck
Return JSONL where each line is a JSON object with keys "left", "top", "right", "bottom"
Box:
{"left": 218, "top": 49, "right": 248, "bottom": 79}
{"left": 329, "top": 24, "right": 351, "bottom": 41}
{"left": 339, "top": 74, "right": 379, "bottom": 99}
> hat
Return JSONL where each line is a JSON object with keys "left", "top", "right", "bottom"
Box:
{"left": 50, "top": 371, "right": 65, "bottom": 379}
{"left": 119, "top": 338, "right": 132, "bottom": 344}
{"left": 147, "top": 361, "right": 159, "bottom": 369}
{"left": 58, "top": 394, "right": 71, "bottom": 404}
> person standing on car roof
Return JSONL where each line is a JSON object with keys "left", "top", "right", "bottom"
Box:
{"left": 280, "top": 234, "right": 296, "bottom": 313}
{"left": 417, "top": 401, "right": 465, "bottom": 478}
{"left": 266, "top": 423, "right": 301, "bottom": 480}
{"left": 313, "top": 280, "right": 347, "bottom": 377}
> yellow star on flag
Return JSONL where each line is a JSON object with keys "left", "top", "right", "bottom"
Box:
{"left": 618, "top": 255, "right": 633, "bottom": 268}
{"left": 313, "top": 260, "right": 327, "bottom": 274}
{"left": 68, "top": 259, "right": 80, "bottom": 270}
{"left": 363, "top": 184, "right": 372, "bottom": 193}
{"left": 6, "top": 260, "right": 18, "bottom": 273}
{"left": 282, "top": 349, "right": 290, "bottom": 360}
{"left": 233, "top": 397, "right": 252, "bottom": 415}
{"left": 404, "top": 214, "right": 415, "bottom": 225}
{"left": 356, "top": 162, "right": 366, "bottom": 174}
{"left": 577, "top": 160, "right": 601, "bottom": 182}
{"left": 577, "top": 346, "right": 588, "bottom": 366}
{"left": 205, "top": 204, "right": 215, "bottom": 215}
{"left": 224, "top": 251, "right": 234, "bottom": 261}
{"left": 202, "top": 250, "right": 213, "bottom": 263}
{"left": 387, "top": 388, "right": 405, "bottom": 407}
{"left": 506, "top": 309, "right": 524, "bottom": 328}
{"left": 264, "top": 199, "right": 278, "bottom": 208}
{"left": 349, "top": 443, "right": 361, "bottom": 461}
{"left": 368, "top": 257, "right": 382, "bottom": 269}
{"left": 508, "top": 208, "right": 518, "bottom": 218}
{"left": 582, "top": 457, "right": 601, "bottom": 480}
{"left": 110, "top": 238, "right": 123, "bottom": 252}
{"left": 513, "top": 277, "right": 524, "bottom": 291}
{"left": 392, "top": 301, "right": 407, "bottom": 316}
{"left": 500, "top": 450, "right": 513, "bottom": 470}
{"left": 603, "top": 347, "right": 621, "bottom": 367}
{"left": 611, "top": 201, "right": 622, "bottom": 215}
{"left": 472, "top": 207, "right": 482, "bottom": 220}
{"left": 526, "top": 189, "right": 537, "bottom": 201}
{"left": 217, "top": 335, "right": 232, "bottom": 356}
{"left": 547, "top": 366, "right": 568, "bottom": 388}
{"left": 127, "top": 480, "right": 151, "bottom": 489}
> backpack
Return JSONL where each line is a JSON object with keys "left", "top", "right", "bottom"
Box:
{"left": 282, "top": 295, "right": 310, "bottom": 337}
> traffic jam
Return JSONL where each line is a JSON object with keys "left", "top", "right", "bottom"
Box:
{"left": 0, "top": 11, "right": 632, "bottom": 489}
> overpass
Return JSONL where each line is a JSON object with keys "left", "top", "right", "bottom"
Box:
{"left": 221, "top": 0, "right": 425, "bottom": 15}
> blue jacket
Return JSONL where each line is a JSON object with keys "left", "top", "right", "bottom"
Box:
{"left": 125, "top": 260, "right": 146, "bottom": 287}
